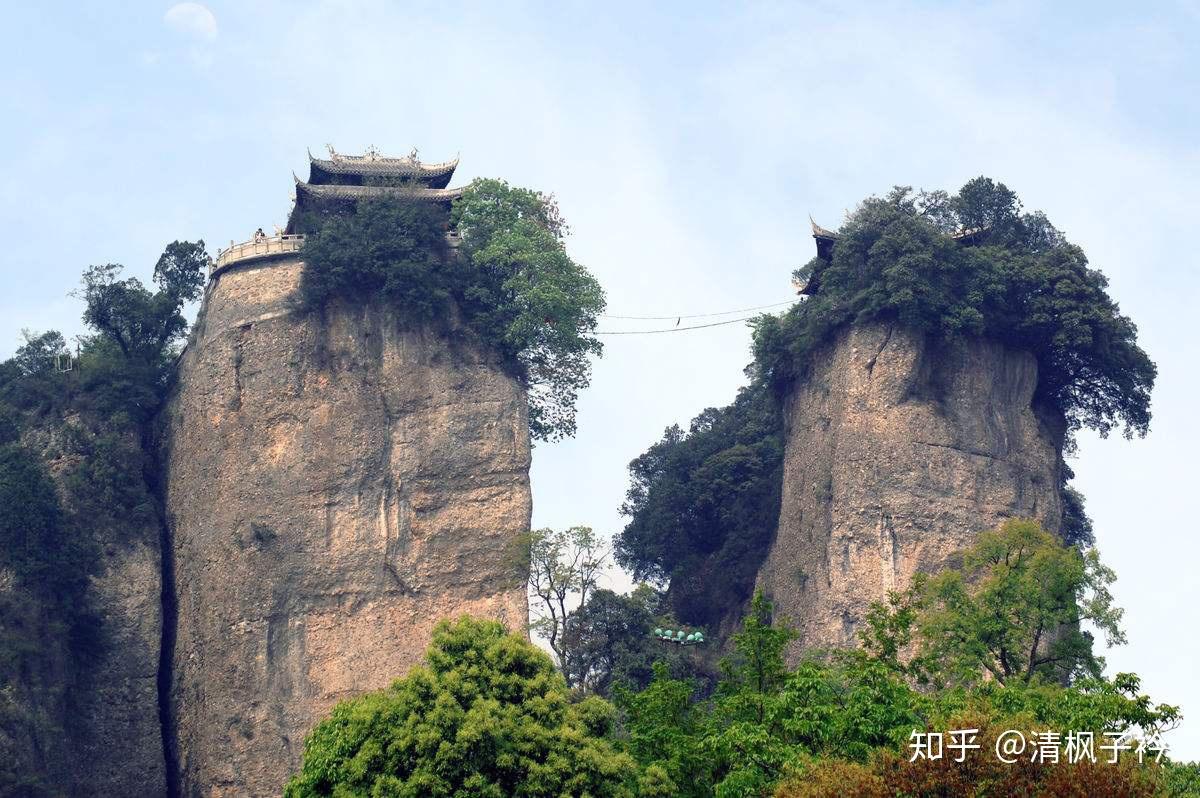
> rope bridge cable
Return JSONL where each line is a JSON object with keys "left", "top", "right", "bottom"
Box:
{"left": 595, "top": 315, "right": 765, "bottom": 335}
{"left": 599, "top": 298, "right": 799, "bottom": 321}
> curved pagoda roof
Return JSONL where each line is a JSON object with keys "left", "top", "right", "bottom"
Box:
{"left": 307, "top": 146, "right": 459, "bottom": 189}
{"left": 806, "top": 217, "right": 988, "bottom": 256}
{"left": 809, "top": 216, "right": 838, "bottom": 241}
{"left": 809, "top": 216, "right": 838, "bottom": 263}
{"left": 293, "top": 176, "right": 465, "bottom": 203}
{"left": 286, "top": 146, "right": 466, "bottom": 234}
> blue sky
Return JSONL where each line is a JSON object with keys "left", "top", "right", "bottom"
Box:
{"left": 2, "top": 1, "right": 1198, "bottom": 758}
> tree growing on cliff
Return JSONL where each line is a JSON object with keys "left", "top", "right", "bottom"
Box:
{"left": 284, "top": 617, "right": 638, "bottom": 798}
{"left": 453, "top": 179, "right": 605, "bottom": 443}
{"left": 615, "top": 381, "right": 783, "bottom": 627}
{"left": 299, "top": 181, "right": 605, "bottom": 443}
{"left": 863, "top": 518, "right": 1127, "bottom": 687}
{"left": 753, "top": 178, "right": 1156, "bottom": 442}
{"left": 76, "top": 240, "right": 209, "bottom": 422}
{"left": 298, "top": 198, "right": 455, "bottom": 317}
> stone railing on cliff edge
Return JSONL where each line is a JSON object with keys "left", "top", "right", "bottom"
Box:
{"left": 212, "top": 230, "right": 463, "bottom": 279}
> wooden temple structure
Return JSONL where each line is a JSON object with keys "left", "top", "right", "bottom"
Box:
{"left": 285, "top": 146, "right": 464, "bottom": 234}
{"left": 798, "top": 216, "right": 988, "bottom": 295}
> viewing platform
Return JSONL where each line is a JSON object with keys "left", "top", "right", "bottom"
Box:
{"left": 210, "top": 230, "right": 463, "bottom": 281}
{"left": 212, "top": 234, "right": 306, "bottom": 277}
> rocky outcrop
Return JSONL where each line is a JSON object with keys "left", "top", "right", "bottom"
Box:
{"left": 0, "top": 428, "right": 166, "bottom": 797}
{"left": 755, "top": 321, "right": 1064, "bottom": 660}
{"left": 164, "top": 258, "right": 531, "bottom": 796}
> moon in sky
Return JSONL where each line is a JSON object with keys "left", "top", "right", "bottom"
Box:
{"left": 164, "top": 3, "right": 218, "bottom": 41}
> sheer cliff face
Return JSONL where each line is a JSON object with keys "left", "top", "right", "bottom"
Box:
{"left": 165, "top": 258, "right": 531, "bottom": 797}
{"left": 756, "top": 321, "right": 1064, "bottom": 659}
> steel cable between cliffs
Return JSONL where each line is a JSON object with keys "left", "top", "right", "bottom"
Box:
{"left": 595, "top": 315, "right": 765, "bottom": 335}
{"left": 594, "top": 297, "right": 800, "bottom": 335}
{"left": 599, "top": 298, "right": 798, "bottom": 321}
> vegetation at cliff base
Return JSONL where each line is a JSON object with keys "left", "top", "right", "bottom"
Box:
{"left": 0, "top": 241, "right": 208, "bottom": 794}
{"left": 293, "top": 522, "right": 1197, "bottom": 796}
{"left": 519, "top": 526, "right": 710, "bottom": 696}
{"left": 299, "top": 179, "right": 605, "bottom": 442}
{"left": 905, "top": 519, "right": 1125, "bottom": 686}
{"left": 284, "top": 617, "right": 639, "bottom": 798}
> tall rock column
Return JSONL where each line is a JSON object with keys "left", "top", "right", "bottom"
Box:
{"left": 164, "top": 256, "right": 531, "bottom": 796}
{"left": 755, "top": 321, "right": 1064, "bottom": 659}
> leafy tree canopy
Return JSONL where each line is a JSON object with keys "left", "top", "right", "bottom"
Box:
{"left": 753, "top": 178, "right": 1155, "bottom": 441}
{"left": 299, "top": 180, "right": 605, "bottom": 442}
{"left": 454, "top": 179, "right": 604, "bottom": 442}
{"left": 865, "top": 518, "right": 1128, "bottom": 688}
{"left": 285, "top": 616, "right": 637, "bottom": 798}
{"left": 298, "top": 197, "right": 454, "bottom": 317}
{"left": 617, "top": 587, "right": 1185, "bottom": 798}
{"left": 615, "top": 381, "right": 783, "bottom": 626}
{"left": 80, "top": 241, "right": 207, "bottom": 368}
{"left": 520, "top": 525, "right": 609, "bottom": 688}
{"left": 562, "top": 585, "right": 711, "bottom": 698}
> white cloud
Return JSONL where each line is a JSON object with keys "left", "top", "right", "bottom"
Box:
{"left": 164, "top": 2, "right": 217, "bottom": 41}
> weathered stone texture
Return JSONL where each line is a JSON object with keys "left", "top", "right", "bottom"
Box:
{"left": 0, "top": 430, "right": 165, "bottom": 798}
{"left": 165, "top": 258, "right": 531, "bottom": 796}
{"left": 755, "top": 321, "right": 1064, "bottom": 661}
{"left": 72, "top": 537, "right": 167, "bottom": 795}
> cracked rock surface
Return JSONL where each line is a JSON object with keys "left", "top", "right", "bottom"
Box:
{"left": 755, "top": 321, "right": 1064, "bottom": 661}
{"left": 165, "top": 259, "right": 531, "bottom": 797}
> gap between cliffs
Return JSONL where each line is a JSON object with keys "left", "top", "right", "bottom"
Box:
{"left": 143, "top": 420, "right": 181, "bottom": 798}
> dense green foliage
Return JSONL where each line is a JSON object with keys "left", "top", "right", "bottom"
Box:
{"left": 753, "top": 178, "right": 1156, "bottom": 441}
{"left": 615, "top": 381, "right": 782, "bottom": 626}
{"left": 285, "top": 617, "right": 638, "bottom": 798}
{"left": 291, "top": 525, "right": 1193, "bottom": 796}
{"left": 553, "top": 584, "right": 715, "bottom": 699}
{"left": 615, "top": 559, "right": 1186, "bottom": 797}
{"left": 912, "top": 519, "right": 1124, "bottom": 686}
{"left": 0, "top": 241, "right": 207, "bottom": 794}
{"left": 299, "top": 180, "right": 605, "bottom": 442}
{"left": 298, "top": 198, "right": 455, "bottom": 318}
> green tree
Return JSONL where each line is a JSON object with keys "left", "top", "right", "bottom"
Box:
{"left": 915, "top": 518, "right": 1124, "bottom": 686}
{"left": 298, "top": 197, "right": 454, "bottom": 316}
{"left": 521, "top": 526, "right": 609, "bottom": 688}
{"left": 615, "top": 381, "right": 783, "bottom": 627}
{"left": 0, "top": 444, "right": 74, "bottom": 600}
{"left": 10, "top": 330, "right": 67, "bottom": 377}
{"left": 704, "top": 592, "right": 799, "bottom": 795}
{"left": 284, "top": 617, "right": 637, "bottom": 798}
{"left": 454, "top": 179, "right": 605, "bottom": 442}
{"left": 615, "top": 662, "right": 713, "bottom": 798}
{"left": 561, "top": 585, "right": 707, "bottom": 697}
{"left": 79, "top": 241, "right": 206, "bottom": 368}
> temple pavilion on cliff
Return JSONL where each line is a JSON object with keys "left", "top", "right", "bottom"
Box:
{"left": 212, "top": 146, "right": 463, "bottom": 276}
{"left": 285, "top": 145, "right": 463, "bottom": 234}
{"left": 797, "top": 216, "right": 988, "bottom": 296}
